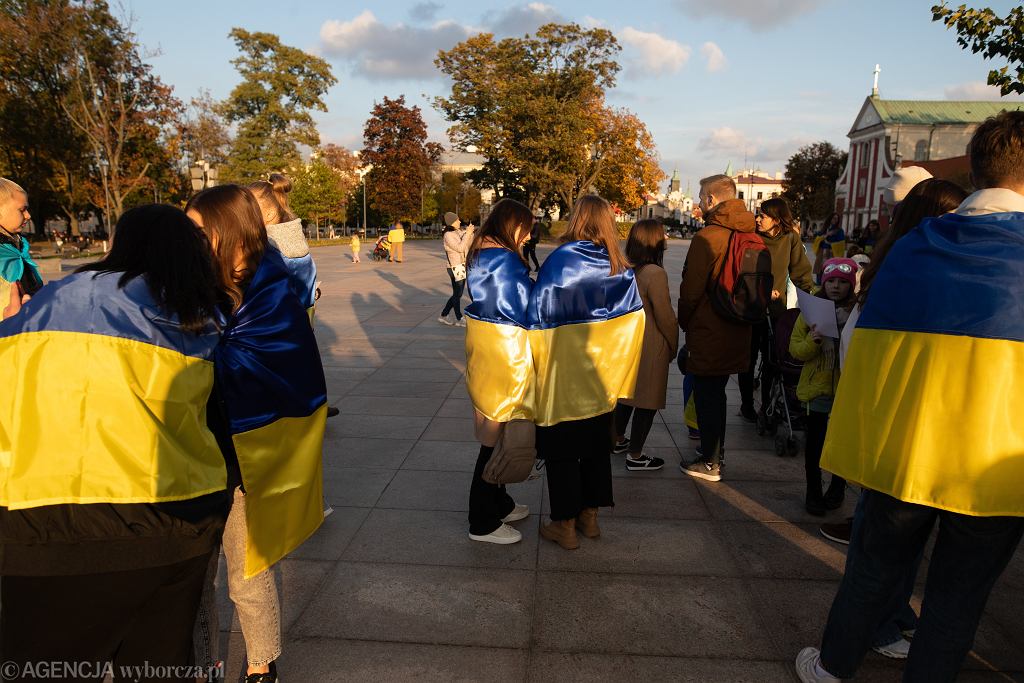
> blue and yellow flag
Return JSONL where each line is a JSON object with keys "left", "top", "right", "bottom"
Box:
{"left": 215, "top": 249, "right": 327, "bottom": 577}
{"left": 464, "top": 248, "right": 535, "bottom": 422}
{"left": 528, "top": 241, "right": 645, "bottom": 427}
{"left": 0, "top": 272, "right": 226, "bottom": 510}
{"left": 822, "top": 210, "right": 1024, "bottom": 516}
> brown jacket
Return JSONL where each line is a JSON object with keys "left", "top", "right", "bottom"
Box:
{"left": 678, "top": 198, "right": 755, "bottom": 376}
{"left": 622, "top": 264, "right": 678, "bottom": 409}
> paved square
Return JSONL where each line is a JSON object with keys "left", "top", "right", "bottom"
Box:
{"left": 209, "top": 240, "right": 1022, "bottom": 682}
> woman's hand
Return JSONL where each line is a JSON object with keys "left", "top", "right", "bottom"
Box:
{"left": 810, "top": 323, "right": 823, "bottom": 343}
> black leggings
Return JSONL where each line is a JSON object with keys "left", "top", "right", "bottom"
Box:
{"left": 522, "top": 243, "right": 540, "bottom": 270}
{"left": 613, "top": 402, "right": 657, "bottom": 455}
{"left": 441, "top": 267, "right": 466, "bottom": 319}
{"left": 468, "top": 445, "right": 516, "bottom": 535}
{"left": 804, "top": 409, "right": 845, "bottom": 496}
{"left": 537, "top": 412, "right": 614, "bottom": 521}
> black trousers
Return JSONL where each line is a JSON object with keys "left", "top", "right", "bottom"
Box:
{"left": 537, "top": 412, "right": 614, "bottom": 521}
{"left": 522, "top": 243, "right": 540, "bottom": 270}
{"left": 468, "top": 445, "right": 516, "bottom": 535}
{"left": 613, "top": 402, "right": 657, "bottom": 455}
{"left": 441, "top": 267, "right": 466, "bottom": 319}
{"left": 738, "top": 319, "right": 772, "bottom": 411}
{"left": 692, "top": 375, "right": 729, "bottom": 465}
{"left": 1, "top": 551, "right": 213, "bottom": 682}
{"left": 804, "top": 409, "right": 845, "bottom": 497}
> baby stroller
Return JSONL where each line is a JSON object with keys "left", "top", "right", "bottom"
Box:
{"left": 756, "top": 307, "right": 806, "bottom": 456}
{"left": 371, "top": 235, "right": 391, "bottom": 261}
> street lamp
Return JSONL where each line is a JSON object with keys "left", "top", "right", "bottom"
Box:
{"left": 98, "top": 158, "right": 111, "bottom": 240}
{"left": 190, "top": 160, "right": 218, "bottom": 192}
{"left": 356, "top": 164, "right": 373, "bottom": 233}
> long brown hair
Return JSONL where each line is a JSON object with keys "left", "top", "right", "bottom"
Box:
{"left": 185, "top": 185, "right": 268, "bottom": 312}
{"left": 467, "top": 198, "right": 533, "bottom": 264}
{"left": 758, "top": 197, "right": 796, "bottom": 236}
{"left": 562, "top": 194, "right": 630, "bottom": 275}
{"left": 246, "top": 173, "right": 298, "bottom": 225}
{"left": 625, "top": 218, "right": 665, "bottom": 268}
{"left": 857, "top": 178, "right": 968, "bottom": 307}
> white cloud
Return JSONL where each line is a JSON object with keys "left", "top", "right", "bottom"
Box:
{"left": 620, "top": 27, "right": 691, "bottom": 76}
{"left": 319, "top": 10, "right": 472, "bottom": 80}
{"left": 675, "top": 0, "right": 824, "bottom": 30}
{"left": 697, "top": 127, "right": 810, "bottom": 162}
{"left": 944, "top": 81, "right": 1024, "bottom": 101}
{"left": 483, "top": 3, "right": 563, "bottom": 37}
{"left": 410, "top": 2, "right": 444, "bottom": 23}
{"left": 700, "top": 41, "right": 727, "bottom": 72}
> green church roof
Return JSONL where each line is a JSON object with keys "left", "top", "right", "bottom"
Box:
{"left": 873, "top": 98, "right": 1024, "bottom": 125}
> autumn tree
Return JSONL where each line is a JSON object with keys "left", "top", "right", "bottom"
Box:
{"left": 182, "top": 89, "right": 230, "bottom": 166}
{"left": 436, "top": 171, "right": 482, "bottom": 223}
{"left": 221, "top": 29, "right": 337, "bottom": 182}
{"left": 435, "top": 23, "right": 659, "bottom": 212}
{"left": 360, "top": 95, "right": 443, "bottom": 223}
{"left": 932, "top": 3, "right": 1024, "bottom": 95}
{"left": 782, "top": 142, "right": 848, "bottom": 222}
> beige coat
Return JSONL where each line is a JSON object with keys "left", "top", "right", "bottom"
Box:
{"left": 622, "top": 264, "right": 679, "bottom": 409}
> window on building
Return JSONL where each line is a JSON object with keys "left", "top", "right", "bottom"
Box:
{"left": 756, "top": 191, "right": 763, "bottom": 199}
{"left": 857, "top": 178, "right": 867, "bottom": 198}
{"left": 738, "top": 191, "right": 745, "bottom": 200}
{"left": 860, "top": 143, "right": 869, "bottom": 168}
{"left": 914, "top": 139, "right": 928, "bottom": 161}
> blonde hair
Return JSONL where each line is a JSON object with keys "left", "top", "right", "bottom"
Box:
{"left": 0, "top": 178, "right": 27, "bottom": 204}
{"left": 699, "top": 174, "right": 737, "bottom": 200}
{"left": 245, "top": 173, "right": 297, "bottom": 225}
{"left": 562, "top": 194, "right": 630, "bottom": 275}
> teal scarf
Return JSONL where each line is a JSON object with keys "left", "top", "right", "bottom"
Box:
{"left": 0, "top": 234, "right": 41, "bottom": 285}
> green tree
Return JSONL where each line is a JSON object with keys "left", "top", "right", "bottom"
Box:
{"left": 932, "top": 3, "right": 1024, "bottom": 95}
{"left": 182, "top": 89, "right": 230, "bottom": 166}
{"left": 221, "top": 29, "right": 337, "bottom": 182}
{"left": 290, "top": 156, "right": 348, "bottom": 230}
{"left": 436, "top": 171, "right": 482, "bottom": 223}
{"left": 781, "top": 142, "right": 848, "bottom": 223}
{"left": 435, "top": 23, "right": 662, "bottom": 211}
{"left": 360, "top": 95, "right": 443, "bottom": 223}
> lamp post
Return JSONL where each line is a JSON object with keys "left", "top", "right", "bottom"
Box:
{"left": 98, "top": 158, "right": 111, "bottom": 241}
{"left": 190, "top": 160, "right": 218, "bottom": 192}
{"left": 356, "top": 164, "right": 373, "bottom": 233}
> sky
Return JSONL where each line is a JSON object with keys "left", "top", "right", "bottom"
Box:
{"left": 131, "top": 0, "right": 1023, "bottom": 193}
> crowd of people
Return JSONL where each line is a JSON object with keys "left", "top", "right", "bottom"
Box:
{"left": 0, "top": 110, "right": 1022, "bottom": 682}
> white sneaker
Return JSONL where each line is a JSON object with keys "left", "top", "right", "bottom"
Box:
{"left": 469, "top": 523, "right": 522, "bottom": 544}
{"left": 502, "top": 504, "right": 530, "bottom": 523}
{"left": 454, "top": 317, "right": 467, "bottom": 327}
{"left": 437, "top": 314, "right": 453, "bottom": 326}
{"left": 872, "top": 637, "right": 911, "bottom": 659}
{"left": 795, "top": 647, "right": 840, "bottom": 683}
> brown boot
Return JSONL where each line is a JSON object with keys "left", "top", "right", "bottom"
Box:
{"left": 540, "top": 518, "right": 580, "bottom": 550}
{"left": 577, "top": 507, "right": 600, "bottom": 539}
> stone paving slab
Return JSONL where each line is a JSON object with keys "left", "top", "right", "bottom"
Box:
{"left": 208, "top": 241, "right": 1023, "bottom": 682}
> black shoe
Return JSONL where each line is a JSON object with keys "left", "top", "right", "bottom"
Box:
{"left": 612, "top": 437, "right": 630, "bottom": 455}
{"left": 240, "top": 662, "right": 277, "bottom": 683}
{"left": 739, "top": 404, "right": 758, "bottom": 422}
{"left": 625, "top": 454, "right": 665, "bottom": 471}
{"left": 823, "top": 482, "right": 846, "bottom": 510}
{"left": 805, "top": 495, "right": 826, "bottom": 516}
{"left": 819, "top": 519, "right": 852, "bottom": 545}
{"left": 326, "top": 406, "right": 340, "bottom": 418}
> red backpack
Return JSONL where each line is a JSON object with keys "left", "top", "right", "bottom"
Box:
{"left": 708, "top": 230, "right": 773, "bottom": 324}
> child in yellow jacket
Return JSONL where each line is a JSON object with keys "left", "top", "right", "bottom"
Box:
{"left": 350, "top": 232, "right": 361, "bottom": 263}
{"left": 789, "top": 257, "right": 858, "bottom": 516}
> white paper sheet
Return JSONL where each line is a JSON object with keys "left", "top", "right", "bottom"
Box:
{"left": 796, "top": 288, "right": 840, "bottom": 339}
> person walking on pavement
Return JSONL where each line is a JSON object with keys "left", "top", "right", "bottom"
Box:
{"left": 522, "top": 220, "right": 541, "bottom": 272}
{"left": 388, "top": 221, "right": 406, "bottom": 263}
{"left": 677, "top": 174, "right": 757, "bottom": 482}
{"left": 439, "top": 211, "right": 470, "bottom": 327}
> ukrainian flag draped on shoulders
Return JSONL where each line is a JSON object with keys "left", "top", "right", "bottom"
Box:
{"left": 822, "top": 202, "right": 1024, "bottom": 516}
{"left": 464, "top": 247, "right": 535, "bottom": 422}
{"left": 0, "top": 271, "right": 226, "bottom": 509}
{"left": 215, "top": 248, "right": 327, "bottom": 577}
{"left": 528, "top": 240, "right": 645, "bottom": 427}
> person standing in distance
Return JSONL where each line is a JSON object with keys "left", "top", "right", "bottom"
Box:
{"left": 388, "top": 221, "right": 406, "bottom": 263}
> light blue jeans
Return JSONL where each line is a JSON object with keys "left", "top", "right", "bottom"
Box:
{"left": 194, "top": 487, "right": 282, "bottom": 669}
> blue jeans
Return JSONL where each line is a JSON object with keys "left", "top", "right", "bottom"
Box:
{"left": 819, "top": 489, "right": 1024, "bottom": 682}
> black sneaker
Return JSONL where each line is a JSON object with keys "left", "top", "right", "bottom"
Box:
{"left": 819, "top": 519, "right": 852, "bottom": 545}
{"left": 326, "top": 406, "right": 340, "bottom": 418}
{"left": 612, "top": 438, "right": 630, "bottom": 455}
{"left": 240, "top": 662, "right": 277, "bottom": 683}
{"left": 625, "top": 454, "right": 664, "bottom": 471}
{"left": 739, "top": 404, "right": 758, "bottom": 422}
{"left": 681, "top": 458, "right": 721, "bottom": 482}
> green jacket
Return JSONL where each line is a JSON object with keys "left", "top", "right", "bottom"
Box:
{"left": 789, "top": 313, "right": 840, "bottom": 403}
{"left": 761, "top": 228, "right": 813, "bottom": 317}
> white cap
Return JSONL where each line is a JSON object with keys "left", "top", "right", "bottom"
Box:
{"left": 883, "top": 166, "right": 933, "bottom": 206}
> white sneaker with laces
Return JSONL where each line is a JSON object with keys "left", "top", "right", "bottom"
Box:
{"left": 437, "top": 314, "right": 453, "bottom": 326}
{"left": 872, "top": 637, "right": 911, "bottom": 659}
{"left": 795, "top": 647, "right": 841, "bottom": 683}
{"left": 502, "top": 504, "right": 530, "bottom": 523}
{"left": 469, "top": 523, "right": 522, "bottom": 544}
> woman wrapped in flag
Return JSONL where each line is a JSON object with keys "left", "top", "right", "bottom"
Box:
{"left": 464, "top": 198, "right": 536, "bottom": 545}
{"left": 0, "top": 205, "right": 228, "bottom": 666}
{"left": 529, "top": 194, "right": 645, "bottom": 550}
{"left": 187, "top": 185, "right": 327, "bottom": 682}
